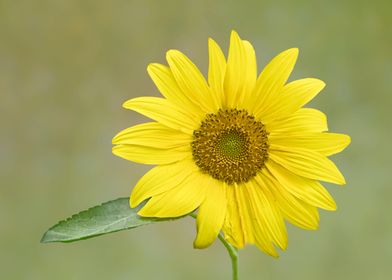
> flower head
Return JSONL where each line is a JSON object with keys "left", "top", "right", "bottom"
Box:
{"left": 112, "top": 31, "right": 350, "bottom": 256}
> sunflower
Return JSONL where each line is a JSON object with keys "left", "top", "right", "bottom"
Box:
{"left": 112, "top": 31, "right": 350, "bottom": 256}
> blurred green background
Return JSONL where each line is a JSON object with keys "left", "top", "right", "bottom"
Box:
{"left": 1, "top": 0, "right": 391, "bottom": 279}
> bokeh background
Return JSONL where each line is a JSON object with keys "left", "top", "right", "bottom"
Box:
{"left": 1, "top": 0, "right": 391, "bottom": 279}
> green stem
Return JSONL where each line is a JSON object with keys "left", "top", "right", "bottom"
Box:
{"left": 218, "top": 233, "right": 239, "bottom": 280}
{"left": 190, "top": 214, "right": 239, "bottom": 280}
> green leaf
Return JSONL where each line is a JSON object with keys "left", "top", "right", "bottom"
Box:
{"left": 41, "top": 197, "right": 182, "bottom": 243}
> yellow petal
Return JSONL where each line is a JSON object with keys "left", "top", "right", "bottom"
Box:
{"left": 250, "top": 177, "right": 288, "bottom": 251}
{"left": 138, "top": 172, "right": 208, "bottom": 218}
{"left": 239, "top": 40, "right": 257, "bottom": 108}
{"left": 270, "top": 132, "right": 351, "bottom": 156}
{"left": 259, "top": 78, "right": 326, "bottom": 123}
{"left": 147, "top": 63, "right": 204, "bottom": 117}
{"left": 112, "top": 122, "right": 192, "bottom": 149}
{"left": 208, "top": 38, "right": 226, "bottom": 107}
{"left": 259, "top": 170, "right": 319, "bottom": 230}
{"left": 224, "top": 31, "right": 245, "bottom": 108}
{"left": 222, "top": 184, "right": 246, "bottom": 248}
{"left": 130, "top": 158, "right": 198, "bottom": 207}
{"left": 112, "top": 144, "right": 189, "bottom": 165}
{"left": 233, "top": 183, "right": 256, "bottom": 245}
{"left": 240, "top": 181, "right": 278, "bottom": 257}
{"left": 223, "top": 181, "right": 283, "bottom": 257}
{"left": 267, "top": 160, "right": 337, "bottom": 210}
{"left": 166, "top": 49, "right": 219, "bottom": 112}
{"left": 266, "top": 108, "right": 328, "bottom": 132}
{"left": 269, "top": 147, "right": 346, "bottom": 185}
{"left": 249, "top": 48, "right": 298, "bottom": 117}
{"left": 194, "top": 179, "right": 227, "bottom": 249}
{"left": 123, "top": 97, "right": 199, "bottom": 134}
{"left": 224, "top": 31, "right": 257, "bottom": 108}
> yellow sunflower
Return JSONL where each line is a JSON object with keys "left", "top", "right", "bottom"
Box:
{"left": 112, "top": 31, "right": 350, "bottom": 257}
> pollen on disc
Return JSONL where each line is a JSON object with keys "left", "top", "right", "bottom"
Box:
{"left": 191, "top": 109, "right": 269, "bottom": 184}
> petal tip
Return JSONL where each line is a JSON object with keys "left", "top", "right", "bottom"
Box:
{"left": 286, "top": 48, "right": 299, "bottom": 60}
{"left": 311, "top": 223, "right": 319, "bottom": 230}
{"left": 111, "top": 129, "right": 126, "bottom": 145}
{"left": 137, "top": 207, "right": 149, "bottom": 217}
{"left": 337, "top": 175, "right": 347, "bottom": 186}
{"left": 279, "top": 47, "right": 299, "bottom": 62}
{"left": 312, "top": 78, "right": 326, "bottom": 90}
{"left": 166, "top": 49, "right": 180, "bottom": 60}
{"left": 324, "top": 197, "right": 338, "bottom": 211}
{"left": 344, "top": 134, "right": 352, "bottom": 146}
{"left": 146, "top": 63, "right": 158, "bottom": 73}
{"left": 230, "top": 29, "right": 239, "bottom": 36}
{"left": 122, "top": 99, "right": 133, "bottom": 109}
{"left": 208, "top": 37, "right": 221, "bottom": 51}
{"left": 280, "top": 239, "right": 289, "bottom": 251}
{"left": 129, "top": 195, "right": 139, "bottom": 208}
{"left": 230, "top": 30, "right": 241, "bottom": 41}
{"left": 111, "top": 145, "right": 120, "bottom": 155}
{"left": 193, "top": 238, "right": 211, "bottom": 249}
{"left": 289, "top": 47, "right": 299, "bottom": 55}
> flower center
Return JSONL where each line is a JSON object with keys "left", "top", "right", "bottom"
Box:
{"left": 191, "top": 109, "right": 269, "bottom": 184}
{"left": 217, "top": 130, "right": 246, "bottom": 160}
